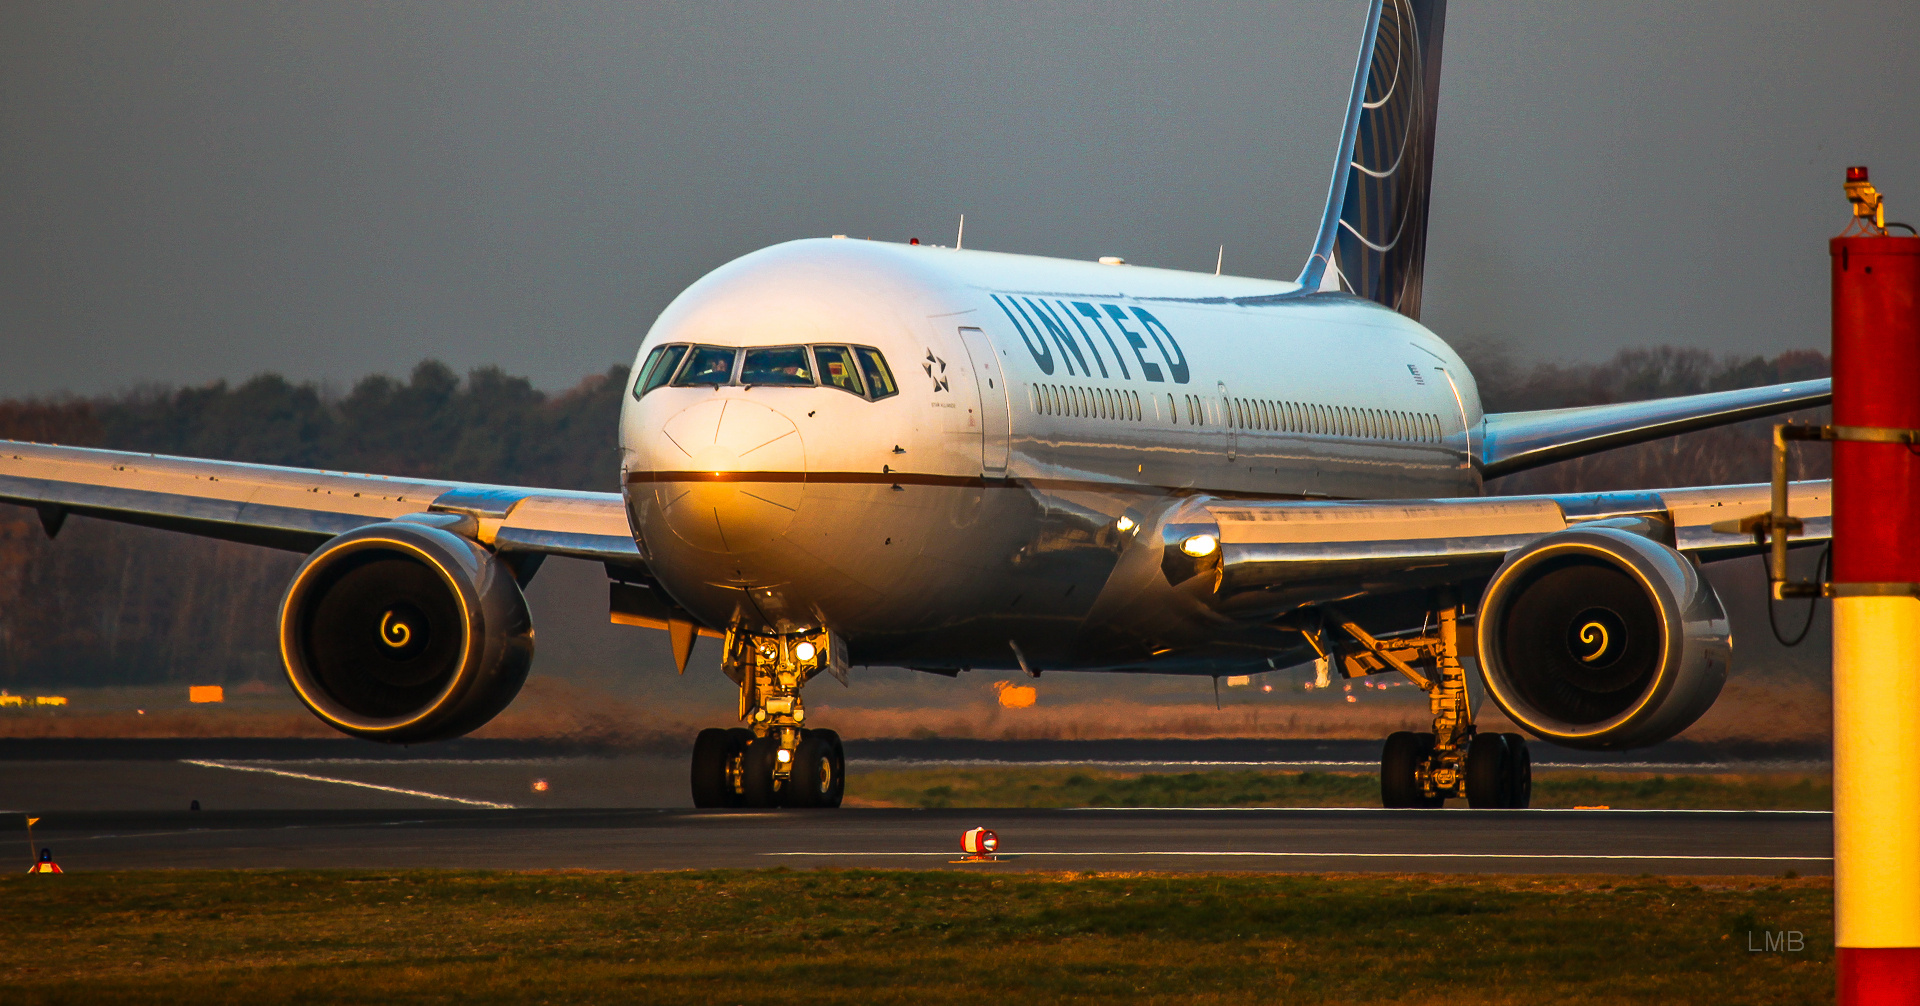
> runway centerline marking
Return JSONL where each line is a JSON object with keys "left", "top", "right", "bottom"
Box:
{"left": 764, "top": 851, "right": 1833, "bottom": 862}
{"left": 202, "top": 758, "right": 574, "bottom": 766}
{"left": 847, "top": 759, "right": 1829, "bottom": 772}
{"left": 1065, "top": 806, "right": 1831, "bottom": 815}
{"left": 180, "top": 759, "right": 518, "bottom": 809}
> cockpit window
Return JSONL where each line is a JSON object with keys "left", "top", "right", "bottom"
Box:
{"left": 673, "top": 346, "right": 738, "bottom": 387}
{"left": 855, "top": 346, "right": 897, "bottom": 400}
{"left": 812, "top": 345, "right": 865, "bottom": 396}
{"left": 642, "top": 342, "right": 895, "bottom": 401}
{"left": 739, "top": 346, "right": 815, "bottom": 386}
{"left": 633, "top": 344, "right": 690, "bottom": 398}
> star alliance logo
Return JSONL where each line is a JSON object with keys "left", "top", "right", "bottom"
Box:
{"left": 923, "top": 349, "right": 949, "bottom": 392}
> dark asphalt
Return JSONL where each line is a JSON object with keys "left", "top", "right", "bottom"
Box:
{"left": 0, "top": 736, "right": 1832, "bottom": 770}
{"left": 0, "top": 738, "right": 1831, "bottom": 875}
{"left": 6, "top": 806, "right": 1829, "bottom": 875}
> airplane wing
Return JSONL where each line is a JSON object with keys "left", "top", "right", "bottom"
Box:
{"left": 1158, "top": 479, "right": 1828, "bottom": 610}
{"left": 1478, "top": 378, "right": 1830, "bottom": 478}
{"left": 0, "top": 439, "right": 640, "bottom": 567}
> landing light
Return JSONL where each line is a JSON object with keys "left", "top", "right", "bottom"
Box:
{"left": 1180, "top": 534, "right": 1219, "bottom": 557}
{"left": 775, "top": 748, "right": 793, "bottom": 764}
{"left": 794, "top": 641, "right": 817, "bottom": 662}
{"left": 1115, "top": 515, "right": 1137, "bottom": 533}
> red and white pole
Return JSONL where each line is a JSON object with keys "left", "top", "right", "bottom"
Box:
{"left": 1832, "top": 167, "right": 1920, "bottom": 1003}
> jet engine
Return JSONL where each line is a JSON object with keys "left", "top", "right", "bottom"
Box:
{"left": 1475, "top": 525, "right": 1729, "bottom": 750}
{"left": 279, "top": 521, "right": 534, "bottom": 743}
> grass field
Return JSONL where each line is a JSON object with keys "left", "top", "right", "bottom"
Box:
{"left": 4, "top": 869, "right": 1832, "bottom": 1005}
{"left": 845, "top": 767, "right": 1834, "bottom": 810}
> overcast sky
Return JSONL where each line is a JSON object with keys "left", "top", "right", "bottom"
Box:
{"left": 3, "top": 1, "right": 1916, "bottom": 399}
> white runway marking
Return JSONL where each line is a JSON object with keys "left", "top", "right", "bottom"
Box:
{"left": 198, "top": 758, "right": 570, "bottom": 766}
{"left": 850, "top": 759, "right": 1827, "bottom": 772}
{"left": 180, "top": 759, "right": 517, "bottom": 809}
{"left": 1068, "top": 806, "right": 1831, "bottom": 815}
{"left": 765, "top": 850, "right": 1832, "bottom": 862}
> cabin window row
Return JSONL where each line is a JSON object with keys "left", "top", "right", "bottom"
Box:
{"left": 1225, "top": 397, "right": 1443, "bottom": 443}
{"left": 1030, "top": 383, "right": 1143, "bottom": 421}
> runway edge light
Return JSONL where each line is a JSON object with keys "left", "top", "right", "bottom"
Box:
{"left": 954, "top": 827, "right": 999, "bottom": 863}
{"left": 1830, "top": 166, "right": 1920, "bottom": 1004}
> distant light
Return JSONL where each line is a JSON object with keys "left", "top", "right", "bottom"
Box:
{"left": 776, "top": 749, "right": 793, "bottom": 764}
{"left": 1097, "top": 256, "right": 1126, "bottom": 265}
{"left": 1180, "top": 534, "right": 1219, "bottom": 557}
{"left": 531, "top": 779, "right": 549, "bottom": 792}
{"left": 1115, "top": 515, "right": 1137, "bottom": 533}
{"left": 994, "top": 681, "right": 1037, "bottom": 709}
{"left": 832, "top": 234, "right": 848, "bottom": 239}
{"left": 795, "top": 641, "right": 817, "bottom": 662}
{"left": 1262, "top": 684, "right": 1273, "bottom": 693}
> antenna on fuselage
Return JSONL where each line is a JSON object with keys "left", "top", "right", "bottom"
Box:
{"left": 956, "top": 214, "right": 965, "bottom": 250}
{"left": 1215, "top": 245, "right": 1224, "bottom": 276}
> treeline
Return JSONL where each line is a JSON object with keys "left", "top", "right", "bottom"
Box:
{"left": 0, "top": 360, "right": 630, "bottom": 490}
{"left": 0, "top": 347, "right": 1826, "bottom": 689}
{"left": 0, "top": 362, "right": 629, "bottom": 689}
{"left": 1462, "top": 342, "right": 1831, "bottom": 494}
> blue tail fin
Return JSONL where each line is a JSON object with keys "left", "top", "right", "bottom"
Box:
{"left": 1296, "top": 0, "right": 1448, "bottom": 320}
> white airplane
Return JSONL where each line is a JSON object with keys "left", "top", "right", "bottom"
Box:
{"left": 0, "top": 0, "right": 1831, "bottom": 809}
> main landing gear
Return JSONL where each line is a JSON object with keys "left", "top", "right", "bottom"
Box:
{"left": 690, "top": 629, "right": 845, "bottom": 808}
{"left": 1308, "top": 591, "right": 1531, "bottom": 809}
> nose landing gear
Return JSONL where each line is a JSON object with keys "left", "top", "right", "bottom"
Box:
{"left": 689, "top": 629, "right": 846, "bottom": 808}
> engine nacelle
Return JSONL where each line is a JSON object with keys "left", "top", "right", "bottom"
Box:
{"left": 1476, "top": 526, "right": 1729, "bottom": 750}
{"left": 279, "top": 521, "right": 534, "bottom": 743}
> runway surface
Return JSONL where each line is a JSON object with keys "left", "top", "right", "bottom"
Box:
{"left": 10, "top": 807, "right": 1829, "bottom": 875}
{"left": 0, "top": 737, "right": 1831, "bottom": 875}
{"left": 0, "top": 737, "right": 1831, "bottom": 813}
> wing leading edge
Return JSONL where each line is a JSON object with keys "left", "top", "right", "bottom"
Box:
{"left": 1477, "top": 378, "right": 1831, "bottom": 479}
{"left": 1165, "top": 480, "right": 1829, "bottom": 610}
{"left": 0, "top": 440, "right": 639, "bottom": 566}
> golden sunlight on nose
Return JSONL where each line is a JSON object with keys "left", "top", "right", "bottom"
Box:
{"left": 653, "top": 398, "right": 805, "bottom": 554}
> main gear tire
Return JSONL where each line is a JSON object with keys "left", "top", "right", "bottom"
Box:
{"left": 741, "top": 736, "right": 782, "bottom": 808}
{"left": 814, "top": 729, "right": 846, "bottom": 808}
{"left": 1381, "top": 731, "right": 1442, "bottom": 808}
{"left": 1502, "top": 733, "right": 1533, "bottom": 808}
{"left": 784, "top": 732, "right": 840, "bottom": 808}
{"left": 1465, "top": 733, "right": 1513, "bottom": 809}
{"left": 691, "top": 728, "right": 735, "bottom": 808}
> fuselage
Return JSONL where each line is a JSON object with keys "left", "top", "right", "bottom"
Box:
{"left": 619, "top": 238, "right": 1485, "bottom": 674}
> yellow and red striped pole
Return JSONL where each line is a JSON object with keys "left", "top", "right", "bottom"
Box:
{"left": 1832, "top": 167, "right": 1920, "bottom": 1002}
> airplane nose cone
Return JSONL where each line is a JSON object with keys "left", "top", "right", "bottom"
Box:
{"left": 652, "top": 398, "right": 804, "bottom": 554}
